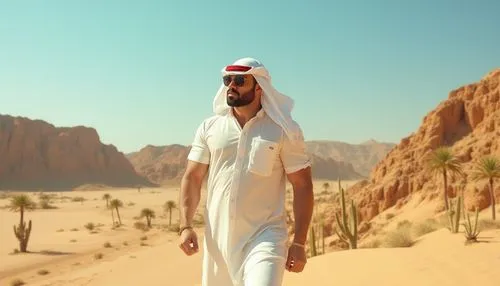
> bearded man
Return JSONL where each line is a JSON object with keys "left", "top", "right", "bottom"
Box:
{"left": 178, "top": 57, "right": 313, "bottom": 286}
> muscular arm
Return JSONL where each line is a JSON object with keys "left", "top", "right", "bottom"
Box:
{"left": 286, "top": 166, "right": 314, "bottom": 245}
{"left": 179, "top": 160, "right": 209, "bottom": 227}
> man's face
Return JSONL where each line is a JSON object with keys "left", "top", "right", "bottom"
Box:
{"left": 223, "top": 74, "right": 258, "bottom": 107}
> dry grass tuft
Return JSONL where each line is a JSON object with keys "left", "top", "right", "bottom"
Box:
{"left": 382, "top": 227, "right": 414, "bottom": 248}
{"left": 134, "top": 221, "right": 148, "bottom": 231}
{"left": 37, "top": 269, "right": 50, "bottom": 275}
{"left": 94, "top": 253, "right": 103, "bottom": 260}
{"left": 10, "top": 279, "right": 25, "bottom": 286}
{"left": 478, "top": 219, "right": 500, "bottom": 230}
{"left": 385, "top": 213, "right": 395, "bottom": 220}
{"left": 84, "top": 222, "right": 95, "bottom": 231}
{"left": 360, "top": 239, "right": 381, "bottom": 249}
{"left": 412, "top": 218, "right": 439, "bottom": 237}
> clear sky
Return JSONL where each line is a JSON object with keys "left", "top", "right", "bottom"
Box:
{"left": 1, "top": 0, "right": 499, "bottom": 153}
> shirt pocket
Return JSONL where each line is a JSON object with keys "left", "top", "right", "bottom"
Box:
{"left": 248, "top": 138, "right": 279, "bottom": 176}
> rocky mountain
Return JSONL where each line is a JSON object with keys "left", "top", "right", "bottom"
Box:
{"left": 0, "top": 115, "right": 154, "bottom": 190}
{"left": 349, "top": 68, "right": 500, "bottom": 223}
{"left": 125, "top": 139, "right": 395, "bottom": 185}
{"left": 126, "top": 144, "right": 191, "bottom": 185}
{"left": 306, "top": 140, "right": 395, "bottom": 176}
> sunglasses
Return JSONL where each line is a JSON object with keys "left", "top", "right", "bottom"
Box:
{"left": 223, "top": 75, "right": 246, "bottom": 87}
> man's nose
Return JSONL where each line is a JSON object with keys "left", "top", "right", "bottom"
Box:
{"left": 227, "top": 78, "right": 238, "bottom": 88}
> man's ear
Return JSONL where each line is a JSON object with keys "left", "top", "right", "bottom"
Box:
{"left": 254, "top": 80, "right": 262, "bottom": 92}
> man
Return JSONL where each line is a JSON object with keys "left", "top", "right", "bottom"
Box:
{"left": 179, "top": 57, "right": 314, "bottom": 286}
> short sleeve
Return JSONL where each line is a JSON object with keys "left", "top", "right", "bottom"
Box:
{"left": 187, "top": 121, "right": 210, "bottom": 165}
{"left": 280, "top": 126, "right": 311, "bottom": 174}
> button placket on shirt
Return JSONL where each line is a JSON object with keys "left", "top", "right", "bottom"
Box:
{"left": 228, "top": 116, "right": 257, "bottom": 224}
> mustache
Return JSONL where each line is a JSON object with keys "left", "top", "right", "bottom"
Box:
{"left": 227, "top": 89, "right": 240, "bottom": 96}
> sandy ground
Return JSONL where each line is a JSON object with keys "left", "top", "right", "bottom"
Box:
{"left": 1, "top": 183, "right": 499, "bottom": 286}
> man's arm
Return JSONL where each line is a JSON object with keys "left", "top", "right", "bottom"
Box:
{"left": 286, "top": 166, "right": 314, "bottom": 245}
{"left": 179, "top": 160, "right": 209, "bottom": 228}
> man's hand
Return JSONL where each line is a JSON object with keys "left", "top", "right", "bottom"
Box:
{"left": 285, "top": 244, "right": 307, "bottom": 273}
{"left": 178, "top": 228, "right": 199, "bottom": 256}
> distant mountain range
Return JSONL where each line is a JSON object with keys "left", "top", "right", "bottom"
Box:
{"left": 0, "top": 114, "right": 395, "bottom": 190}
{"left": 126, "top": 140, "right": 396, "bottom": 185}
{"left": 306, "top": 139, "right": 396, "bottom": 177}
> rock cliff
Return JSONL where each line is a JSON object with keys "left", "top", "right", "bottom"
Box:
{"left": 349, "top": 69, "right": 500, "bottom": 222}
{"left": 0, "top": 115, "right": 154, "bottom": 190}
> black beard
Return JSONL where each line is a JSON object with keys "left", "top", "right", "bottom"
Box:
{"left": 226, "top": 88, "right": 255, "bottom": 107}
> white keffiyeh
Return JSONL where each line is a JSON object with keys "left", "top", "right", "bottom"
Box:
{"left": 212, "top": 57, "right": 303, "bottom": 144}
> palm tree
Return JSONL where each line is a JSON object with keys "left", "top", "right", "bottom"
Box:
{"left": 140, "top": 208, "right": 156, "bottom": 227}
{"left": 9, "top": 194, "right": 36, "bottom": 252}
{"left": 470, "top": 156, "right": 500, "bottom": 220}
{"left": 102, "top": 193, "right": 111, "bottom": 208}
{"left": 163, "top": 200, "right": 176, "bottom": 227}
{"left": 426, "top": 146, "right": 464, "bottom": 211}
{"left": 322, "top": 182, "right": 330, "bottom": 193}
{"left": 110, "top": 199, "right": 123, "bottom": 226}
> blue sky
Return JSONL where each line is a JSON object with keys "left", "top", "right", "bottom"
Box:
{"left": 1, "top": 0, "right": 499, "bottom": 153}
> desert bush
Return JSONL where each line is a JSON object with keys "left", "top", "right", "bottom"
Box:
{"left": 70, "top": 239, "right": 77, "bottom": 243}
{"left": 436, "top": 213, "right": 450, "bottom": 228}
{"left": 140, "top": 242, "right": 148, "bottom": 246}
{"left": 39, "top": 199, "right": 57, "bottom": 209}
{"left": 103, "top": 242, "right": 112, "bottom": 248}
{"left": 56, "top": 229, "right": 64, "bottom": 232}
{"left": 134, "top": 221, "right": 148, "bottom": 231}
{"left": 72, "top": 197, "right": 85, "bottom": 202}
{"left": 84, "top": 222, "right": 95, "bottom": 231}
{"left": 140, "top": 235, "right": 148, "bottom": 241}
{"left": 396, "top": 219, "right": 412, "bottom": 229}
{"left": 94, "top": 253, "right": 103, "bottom": 260}
{"left": 478, "top": 219, "right": 500, "bottom": 230}
{"left": 382, "top": 227, "right": 414, "bottom": 248}
{"left": 360, "top": 239, "right": 381, "bottom": 249}
{"left": 70, "top": 228, "right": 79, "bottom": 231}
{"left": 385, "top": 213, "right": 395, "bottom": 220}
{"left": 10, "top": 279, "right": 25, "bottom": 286}
{"left": 37, "top": 269, "right": 50, "bottom": 275}
{"left": 412, "top": 218, "right": 439, "bottom": 237}
{"left": 123, "top": 241, "right": 128, "bottom": 246}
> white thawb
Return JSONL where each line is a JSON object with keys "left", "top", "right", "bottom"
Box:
{"left": 188, "top": 58, "right": 311, "bottom": 286}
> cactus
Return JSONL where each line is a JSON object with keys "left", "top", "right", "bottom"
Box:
{"left": 447, "top": 195, "right": 462, "bottom": 233}
{"left": 13, "top": 219, "right": 32, "bottom": 252}
{"left": 334, "top": 179, "right": 358, "bottom": 249}
{"left": 462, "top": 206, "right": 480, "bottom": 243}
{"left": 321, "top": 221, "right": 325, "bottom": 254}
{"left": 308, "top": 224, "right": 317, "bottom": 257}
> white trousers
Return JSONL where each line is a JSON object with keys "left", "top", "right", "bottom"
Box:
{"left": 242, "top": 252, "right": 286, "bottom": 286}
{"left": 202, "top": 239, "right": 287, "bottom": 286}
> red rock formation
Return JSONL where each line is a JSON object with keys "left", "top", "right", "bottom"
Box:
{"left": 350, "top": 68, "right": 500, "bottom": 222}
{"left": 0, "top": 115, "right": 154, "bottom": 190}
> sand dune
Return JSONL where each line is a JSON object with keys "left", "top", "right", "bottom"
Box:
{"left": 1, "top": 186, "right": 499, "bottom": 286}
{"left": 283, "top": 228, "right": 500, "bottom": 286}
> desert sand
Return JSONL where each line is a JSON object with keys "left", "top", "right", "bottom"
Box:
{"left": 1, "top": 181, "right": 499, "bottom": 286}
